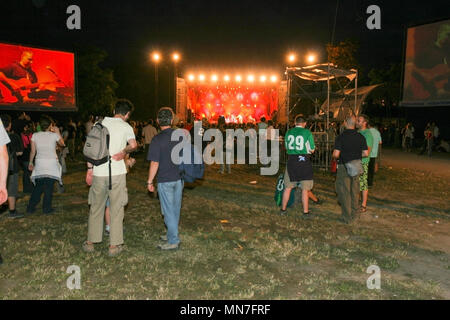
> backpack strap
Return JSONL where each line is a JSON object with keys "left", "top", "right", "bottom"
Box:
{"left": 106, "top": 133, "right": 112, "bottom": 190}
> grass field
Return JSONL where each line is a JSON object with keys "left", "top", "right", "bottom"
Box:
{"left": 0, "top": 156, "right": 449, "bottom": 300}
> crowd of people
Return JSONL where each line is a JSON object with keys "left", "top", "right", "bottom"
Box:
{"left": 0, "top": 104, "right": 445, "bottom": 262}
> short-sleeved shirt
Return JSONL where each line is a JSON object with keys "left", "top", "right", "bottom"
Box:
{"left": 285, "top": 126, "right": 315, "bottom": 155}
{"left": 0, "top": 62, "right": 37, "bottom": 83}
{"left": 0, "top": 119, "right": 11, "bottom": 146}
{"left": 369, "top": 127, "right": 382, "bottom": 158}
{"left": 334, "top": 129, "right": 368, "bottom": 165}
{"left": 147, "top": 128, "right": 181, "bottom": 183}
{"left": 359, "top": 129, "right": 373, "bottom": 164}
{"left": 93, "top": 117, "right": 135, "bottom": 177}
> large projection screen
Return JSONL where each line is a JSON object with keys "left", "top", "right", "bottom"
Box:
{"left": 402, "top": 19, "right": 450, "bottom": 107}
{"left": 0, "top": 43, "right": 76, "bottom": 111}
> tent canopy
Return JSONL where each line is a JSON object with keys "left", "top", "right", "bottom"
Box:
{"left": 286, "top": 63, "right": 357, "bottom": 82}
{"left": 320, "top": 84, "right": 381, "bottom": 120}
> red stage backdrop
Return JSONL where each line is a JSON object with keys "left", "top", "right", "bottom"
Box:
{"left": 0, "top": 43, "right": 76, "bottom": 111}
{"left": 187, "top": 83, "right": 279, "bottom": 123}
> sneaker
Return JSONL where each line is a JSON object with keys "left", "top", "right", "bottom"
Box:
{"left": 160, "top": 234, "right": 168, "bottom": 241}
{"left": 302, "top": 211, "right": 312, "bottom": 218}
{"left": 108, "top": 245, "right": 124, "bottom": 257}
{"left": 82, "top": 241, "right": 95, "bottom": 253}
{"left": 8, "top": 211, "right": 24, "bottom": 219}
{"left": 312, "top": 198, "right": 322, "bottom": 205}
{"left": 279, "top": 209, "right": 287, "bottom": 216}
{"left": 157, "top": 242, "right": 179, "bottom": 250}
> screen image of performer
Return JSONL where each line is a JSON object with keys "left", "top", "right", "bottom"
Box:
{"left": 0, "top": 51, "right": 38, "bottom": 102}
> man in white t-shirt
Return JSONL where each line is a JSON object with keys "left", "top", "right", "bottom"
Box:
{"left": 83, "top": 99, "right": 137, "bottom": 257}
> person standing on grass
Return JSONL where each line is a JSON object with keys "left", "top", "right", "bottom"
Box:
{"left": 83, "top": 99, "right": 137, "bottom": 257}
{"left": 0, "top": 114, "right": 24, "bottom": 219}
{"left": 0, "top": 118, "right": 10, "bottom": 265}
{"left": 27, "top": 117, "right": 65, "bottom": 215}
{"left": 368, "top": 123, "right": 382, "bottom": 188}
{"left": 333, "top": 116, "right": 369, "bottom": 224}
{"left": 147, "top": 107, "right": 183, "bottom": 250}
{"left": 356, "top": 114, "right": 373, "bottom": 213}
{"left": 280, "top": 115, "right": 315, "bottom": 216}
{"left": 143, "top": 119, "right": 158, "bottom": 161}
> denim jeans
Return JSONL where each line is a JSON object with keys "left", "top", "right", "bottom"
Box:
{"left": 157, "top": 180, "right": 183, "bottom": 245}
{"left": 27, "top": 178, "right": 56, "bottom": 213}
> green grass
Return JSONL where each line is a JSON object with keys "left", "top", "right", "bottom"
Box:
{"left": 0, "top": 156, "right": 449, "bottom": 300}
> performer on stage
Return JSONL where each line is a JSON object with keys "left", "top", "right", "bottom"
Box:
{"left": 0, "top": 51, "right": 38, "bottom": 102}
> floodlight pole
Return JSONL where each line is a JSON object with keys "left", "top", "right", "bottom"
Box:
{"left": 155, "top": 64, "right": 159, "bottom": 108}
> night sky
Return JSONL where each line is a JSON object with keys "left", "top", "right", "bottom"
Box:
{"left": 1, "top": 0, "right": 449, "bottom": 115}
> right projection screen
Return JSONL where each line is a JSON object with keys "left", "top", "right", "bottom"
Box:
{"left": 402, "top": 19, "right": 450, "bottom": 107}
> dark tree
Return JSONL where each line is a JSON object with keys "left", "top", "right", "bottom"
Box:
{"left": 76, "top": 46, "right": 118, "bottom": 118}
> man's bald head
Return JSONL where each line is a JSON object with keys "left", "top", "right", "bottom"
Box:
{"left": 20, "top": 51, "right": 33, "bottom": 68}
{"left": 344, "top": 115, "right": 356, "bottom": 129}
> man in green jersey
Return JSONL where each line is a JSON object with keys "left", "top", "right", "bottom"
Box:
{"left": 281, "top": 115, "right": 315, "bottom": 216}
{"left": 356, "top": 114, "right": 373, "bottom": 213}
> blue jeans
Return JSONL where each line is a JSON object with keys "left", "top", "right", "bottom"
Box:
{"left": 158, "top": 180, "right": 183, "bottom": 245}
{"left": 27, "top": 178, "right": 56, "bottom": 213}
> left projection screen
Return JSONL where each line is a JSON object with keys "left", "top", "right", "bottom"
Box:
{"left": 0, "top": 43, "right": 76, "bottom": 111}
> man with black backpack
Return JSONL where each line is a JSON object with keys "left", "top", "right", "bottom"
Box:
{"left": 83, "top": 99, "right": 137, "bottom": 257}
{"left": 147, "top": 107, "right": 184, "bottom": 251}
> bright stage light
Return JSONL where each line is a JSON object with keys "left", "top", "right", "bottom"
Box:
{"left": 224, "top": 75, "right": 230, "bottom": 82}
{"left": 247, "top": 75, "right": 255, "bottom": 82}
{"left": 235, "top": 75, "right": 242, "bottom": 82}
{"left": 260, "top": 75, "right": 267, "bottom": 82}
{"left": 306, "top": 54, "right": 316, "bottom": 64}
{"left": 288, "top": 53, "right": 296, "bottom": 63}
{"left": 199, "top": 74, "right": 205, "bottom": 81}
{"left": 270, "top": 75, "right": 277, "bottom": 83}
{"left": 188, "top": 74, "right": 195, "bottom": 81}
{"left": 211, "top": 74, "right": 218, "bottom": 82}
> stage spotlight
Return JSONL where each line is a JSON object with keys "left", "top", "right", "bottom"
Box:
{"left": 306, "top": 54, "right": 316, "bottom": 64}
{"left": 235, "top": 75, "right": 242, "bottom": 82}
{"left": 211, "top": 74, "right": 218, "bottom": 82}
{"left": 288, "top": 53, "right": 296, "bottom": 63}
{"left": 270, "top": 75, "right": 277, "bottom": 83}
{"left": 260, "top": 75, "right": 267, "bottom": 82}
{"left": 188, "top": 74, "right": 195, "bottom": 81}
{"left": 224, "top": 75, "right": 230, "bottom": 82}
{"left": 247, "top": 75, "right": 255, "bottom": 82}
{"left": 199, "top": 74, "right": 205, "bottom": 81}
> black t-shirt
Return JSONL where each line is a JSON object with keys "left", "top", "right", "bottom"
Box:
{"left": 7, "top": 132, "right": 24, "bottom": 174}
{"left": 334, "top": 129, "right": 368, "bottom": 164}
{"left": 0, "top": 62, "right": 37, "bottom": 83}
{"left": 147, "top": 128, "right": 181, "bottom": 183}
